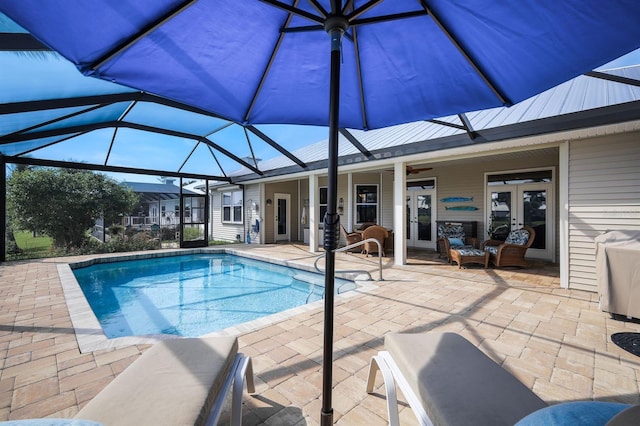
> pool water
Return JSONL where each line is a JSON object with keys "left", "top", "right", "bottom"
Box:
{"left": 73, "top": 253, "right": 355, "bottom": 338}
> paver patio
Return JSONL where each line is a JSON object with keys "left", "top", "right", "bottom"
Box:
{"left": 1, "top": 244, "right": 639, "bottom": 425}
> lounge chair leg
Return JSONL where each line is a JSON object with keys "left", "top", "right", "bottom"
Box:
{"left": 366, "top": 355, "right": 400, "bottom": 426}
{"left": 231, "top": 354, "right": 255, "bottom": 426}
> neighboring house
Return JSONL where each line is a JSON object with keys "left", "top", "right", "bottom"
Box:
{"left": 121, "top": 179, "right": 199, "bottom": 229}
{"left": 207, "top": 65, "right": 640, "bottom": 293}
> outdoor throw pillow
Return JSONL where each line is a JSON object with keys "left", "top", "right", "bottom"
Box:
{"left": 515, "top": 401, "right": 631, "bottom": 426}
{"left": 448, "top": 237, "right": 464, "bottom": 246}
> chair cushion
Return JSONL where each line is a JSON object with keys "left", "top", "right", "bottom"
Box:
{"left": 505, "top": 229, "right": 530, "bottom": 245}
{"left": 385, "top": 332, "right": 547, "bottom": 426}
{"left": 515, "top": 401, "right": 631, "bottom": 425}
{"left": 75, "top": 336, "right": 238, "bottom": 426}
{"left": 438, "top": 224, "right": 466, "bottom": 243}
{"left": 485, "top": 245, "right": 499, "bottom": 255}
{"left": 454, "top": 247, "right": 485, "bottom": 256}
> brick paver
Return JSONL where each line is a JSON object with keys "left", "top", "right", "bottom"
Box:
{"left": 0, "top": 245, "right": 639, "bottom": 425}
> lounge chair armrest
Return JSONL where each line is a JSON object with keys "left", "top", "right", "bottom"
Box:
{"left": 438, "top": 237, "right": 451, "bottom": 252}
{"left": 497, "top": 243, "right": 528, "bottom": 256}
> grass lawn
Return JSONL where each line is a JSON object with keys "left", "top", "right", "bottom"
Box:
{"left": 13, "top": 231, "right": 53, "bottom": 255}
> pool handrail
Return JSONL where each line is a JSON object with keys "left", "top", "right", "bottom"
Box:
{"left": 313, "top": 238, "right": 384, "bottom": 281}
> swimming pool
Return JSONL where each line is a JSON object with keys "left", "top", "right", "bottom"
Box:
{"left": 72, "top": 253, "right": 355, "bottom": 338}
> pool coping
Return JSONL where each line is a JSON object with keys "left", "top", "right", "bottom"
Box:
{"left": 58, "top": 247, "right": 377, "bottom": 352}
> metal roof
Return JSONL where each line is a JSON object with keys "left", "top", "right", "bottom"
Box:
{"left": 227, "top": 66, "right": 640, "bottom": 180}
{"left": 121, "top": 181, "right": 199, "bottom": 204}
{"left": 2, "top": 12, "right": 640, "bottom": 184}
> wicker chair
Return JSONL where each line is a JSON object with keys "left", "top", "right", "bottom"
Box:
{"left": 437, "top": 224, "right": 478, "bottom": 263}
{"left": 340, "top": 224, "right": 362, "bottom": 252}
{"left": 362, "top": 225, "right": 389, "bottom": 257}
{"left": 483, "top": 226, "right": 536, "bottom": 267}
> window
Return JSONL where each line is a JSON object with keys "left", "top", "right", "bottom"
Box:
{"left": 222, "top": 190, "right": 243, "bottom": 223}
{"left": 319, "top": 187, "right": 327, "bottom": 227}
{"left": 355, "top": 184, "right": 378, "bottom": 224}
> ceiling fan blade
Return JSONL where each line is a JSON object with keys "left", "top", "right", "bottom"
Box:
{"left": 407, "top": 165, "right": 433, "bottom": 174}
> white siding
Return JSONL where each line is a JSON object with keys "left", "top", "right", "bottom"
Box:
{"left": 210, "top": 185, "right": 255, "bottom": 243}
{"left": 245, "top": 185, "right": 261, "bottom": 244}
{"left": 568, "top": 132, "right": 640, "bottom": 291}
{"left": 432, "top": 151, "right": 558, "bottom": 240}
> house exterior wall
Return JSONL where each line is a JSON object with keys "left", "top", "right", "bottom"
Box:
{"left": 265, "top": 180, "right": 300, "bottom": 243}
{"left": 210, "top": 185, "right": 245, "bottom": 243}
{"left": 427, "top": 151, "right": 559, "bottom": 242}
{"left": 568, "top": 132, "right": 640, "bottom": 291}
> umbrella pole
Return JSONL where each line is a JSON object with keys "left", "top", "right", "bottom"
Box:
{"left": 321, "top": 24, "right": 344, "bottom": 426}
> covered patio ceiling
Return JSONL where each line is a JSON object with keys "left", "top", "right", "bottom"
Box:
{"left": 2, "top": 13, "right": 640, "bottom": 184}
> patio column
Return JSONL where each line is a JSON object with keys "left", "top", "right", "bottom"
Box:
{"left": 393, "top": 161, "right": 406, "bottom": 265}
{"left": 346, "top": 172, "right": 353, "bottom": 231}
{"left": 559, "top": 142, "right": 569, "bottom": 289}
{"left": 308, "top": 174, "right": 319, "bottom": 252}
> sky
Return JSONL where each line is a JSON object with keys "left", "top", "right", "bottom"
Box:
{"left": 598, "top": 47, "right": 640, "bottom": 69}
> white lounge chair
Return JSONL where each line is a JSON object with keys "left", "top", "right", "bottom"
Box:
{"left": 366, "top": 332, "right": 547, "bottom": 426}
{"left": 75, "top": 336, "right": 254, "bottom": 426}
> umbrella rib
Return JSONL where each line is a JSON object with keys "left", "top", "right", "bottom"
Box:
{"left": 346, "top": 0, "right": 384, "bottom": 21}
{"left": 89, "top": 0, "right": 197, "bottom": 71}
{"left": 339, "top": 129, "right": 373, "bottom": 159}
{"left": 341, "top": 0, "right": 355, "bottom": 15}
{"left": 308, "top": 0, "right": 329, "bottom": 18}
{"left": 585, "top": 71, "right": 640, "bottom": 87}
{"left": 419, "top": 1, "right": 510, "bottom": 106}
{"left": 350, "top": 10, "right": 427, "bottom": 26}
{"left": 259, "top": 0, "right": 324, "bottom": 25}
{"left": 351, "top": 26, "right": 368, "bottom": 130}
{"left": 428, "top": 118, "right": 466, "bottom": 131}
{"left": 245, "top": 1, "right": 298, "bottom": 122}
{"left": 457, "top": 113, "right": 477, "bottom": 139}
{"left": 246, "top": 125, "right": 307, "bottom": 169}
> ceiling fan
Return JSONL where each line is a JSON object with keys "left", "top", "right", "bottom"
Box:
{"left": 385, "top": 165, "right": 433, "bottom": 175}
{"left": 406, "top": 165, "right": 432, "bottom": 175}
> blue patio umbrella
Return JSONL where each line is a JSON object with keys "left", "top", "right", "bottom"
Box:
{"left": 3, "top": 1, "right": 640, "bottom": 423}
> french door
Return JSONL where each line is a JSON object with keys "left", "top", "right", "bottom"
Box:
{"left": 274, "top": 193, "right": 290, "bottom": 242}
{"left": 406, "top": 189, "right": 436, "bottom": 249}
{"left": 487, "top": 183, "right": 553, "bottom": 260}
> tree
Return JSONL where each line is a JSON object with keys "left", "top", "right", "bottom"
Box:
{"left": 7, "top": 167, "right": 138, "bottom": 249}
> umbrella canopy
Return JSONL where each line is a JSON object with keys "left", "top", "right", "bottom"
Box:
{"left": 3, "top": 2, "right": 640, "bottom": 424}
{"left": 3, "top": 1, "right": 640, "bottom": 130}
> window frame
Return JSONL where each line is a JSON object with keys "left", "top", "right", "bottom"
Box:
{"left": 319, "top": 186, "right": 328, "bottom": 228}
{"left": 221, "top": 190, "right": 243, "bottom": 224}
{"left": 354, "top": 184, "right": 378, "bottom": 225}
